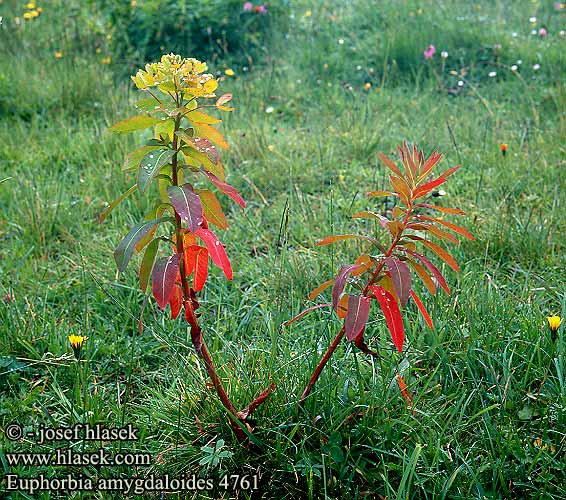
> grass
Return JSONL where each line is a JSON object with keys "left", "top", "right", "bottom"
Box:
{"left": 1, "top": 0, "right": 566, "bottom": 498}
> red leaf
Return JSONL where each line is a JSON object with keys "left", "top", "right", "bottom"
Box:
{"left": 367, "top": 190, "right": 396, "bottom": 199}
{"left": 308, "top": 279, "right": 335, "bottom": 300}
{"left": 406, "top": 259, "right": 437, "bottom": 295}
{"left": 420, "top": 240, "right": 460, "bottom": 272}
{"left": 216, "top": 93, "right": 233, "bottom": 106}
{"left": 285, "top": 303, "right": 332, "bottom": 326}
{"left": 369, "top": 285, "right": 405, "bottom": 352}
{"left": 317, "top": 234, "right": 384, "bottom": 251}
{"left": 352, "top": 211, "right": 390, "bottom": 227}
{"left": 332, "top": 264, "right": 362, "bottom": 310}
{"left": 169, "top": 284, "right": 183, "bottom": 319}
{"left": 398, "top": 141, "right": 418, "bottom": 179}
{"left": 167, "top": 184, "right": 203, "bottom": 232}
{"left": 390, "top": 175, "right": 411, "bottom": 205}
{"left": 383, "top": 256, "right": 412, "bottom": 306}
{"left": 438, "top": 165, "right": 460, "bottom": 179}
{"left": 203, "top": 171, "right": 246, "bottom": 208}
{"left": 416, "top": 223, "right": 460, "bottom": 244}
{"left": 396, "top": 372, "right": 413, "bottom": 406}
{"left": 354, "top": 334, "right": 379, "bottom": 357}
{"left": 377, "top": 152, "right": 403, "bottom": 177}
{"left": 152, "top": 253, "right": 182, "bottom": 309}
{"left": 418, "top": 150, "right": 442, "bottom": 180}
{"left": 184, "top": 245, "right": 209, "bottom": 291}
{"left": 345, "top": 295, "right": 371, "bottom": 341}
{"left": 401, "top": 248, "right": 450, "bottom": 294}
{"left": 415, "top": 203, "right": 465, "bottom": 215}
{"left": 182, "top": 136, "right": 221, "bottom": 166}
{"left": 409, "top": 290, "right": 433, "bottom": 329}
{"left": 413, "top": 177, "right": 447, "bottom": 199}
{"left": 195, "top": 227, "right": 232, "bottom": 280}
{"left": 416, "top": 215, "right": 474, "bottom": 240}
{"left": 386, "top": 221, "right": 405, "bottom": 239}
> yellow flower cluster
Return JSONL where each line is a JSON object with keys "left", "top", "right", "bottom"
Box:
{"left": 22, "top": 1, "right": 42, "bottom": 20}
{"left": 131, "top": 53, "right": 218, "bottom": 97}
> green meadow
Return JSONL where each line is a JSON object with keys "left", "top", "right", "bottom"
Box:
{"left": 1, "top": 0, "right": 566, "bottom": 498}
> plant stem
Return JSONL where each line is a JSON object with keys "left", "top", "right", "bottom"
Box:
{"left": 299, "top": 204, "right": 414, "bottom": 404}
{"left": 299, "top": 326, "right": 345, "bottom": 405}
{"left": 170, "top": 112, "right": 245, "bottom": 440}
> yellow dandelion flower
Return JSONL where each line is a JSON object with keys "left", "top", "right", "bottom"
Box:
{"left": 548, "top": 316, "right": 562, "bottom": 332}
{"left": 224, "top": 68, "right": 235, "bottom": 76}
{"left": 364, "top": 82, "right": 372, "bottom": 91}
{"left": 548, "top": 315, "right": 562, "bottom": 342}
{"left": 26, "top": 2, "right": 36, "bottom": 9}
{"left": 68, "top": 335, "right": 88, "bottom": 359}
{"left": 36, "top": 6, "right": 42, "bottom": 13}
{"left": 304, "top": 9, "right": 312, "bottom": 17}
{"left": 23, "top": 12, "right": 32, "bottom": 19}
{"left": 95, "top": 47, "right": 102, "bottom": 54}
{"left": 267, "top": 144, "right": 275, "bottom": 152}
{"left": 54, "top": 51, "right": 63, "bottom": 59}
{"left": 101, "top": 57, "right": 112, "bottom": 64}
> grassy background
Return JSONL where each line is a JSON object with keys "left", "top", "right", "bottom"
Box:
{"left": 1, "top": 0, "right": 566, "bottom": 498}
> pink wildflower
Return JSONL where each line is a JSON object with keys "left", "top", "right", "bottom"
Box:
{"left": 423, "top": 45, "right": 436, "bottom": 60}
{"left": 243, "top": 2, "right": 253, "bottom": 12}
{"left": 538, "top": 27, "right": 547, "bottom": 38}
{"left": 254, "top": 4, "right": 267, "bottom": 14}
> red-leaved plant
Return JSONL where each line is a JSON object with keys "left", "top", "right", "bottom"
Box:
{"left": 100, "top": 54, "right": 272, "bottom": 440}
{"left": 292, "top": 142, "right": 474, "bottom": 405}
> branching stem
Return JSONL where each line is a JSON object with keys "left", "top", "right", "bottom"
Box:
{"left": 299, "top": 203, "right": 414, "bottom": 405}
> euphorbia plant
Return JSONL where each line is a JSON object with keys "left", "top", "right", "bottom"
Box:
{"left": 293, "top": 142, "right": 474, "bottom": 404}
{"left": 101, "top": 54, "right": 272, "bottom": 440}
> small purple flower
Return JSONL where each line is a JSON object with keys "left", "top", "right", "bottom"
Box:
{"left": 423, "top": 45, "right": 436, "bottom": 60}
{"left": 554, "top": 2, "right": 564, "bottom": 11}
{"left": 538, "top": 27, "right": 547, "bottom": 38}
{"left": 243, "top": 1, "right": 253, "bottom": 12}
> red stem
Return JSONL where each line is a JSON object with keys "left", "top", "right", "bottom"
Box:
{"left": 299, "top": 326, "right": 345, "bottom": 405}
{"left": 171, "top": 110, "right": 245, "bottom": 440}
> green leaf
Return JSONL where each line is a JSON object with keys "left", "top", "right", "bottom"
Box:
{"left": 114, "top": 217, "right": 171, "bottom": 273}
{"left": 137, "top": 149, "right": 176, "bottom": 194}
{"left": 139, "top": 238, "right": 160, "bottom": 293}
{"left": 98, "top": 185, "right": 137, "bottom": 224}
{"left": 181, "top": 147, "right": 225, "bottom": 181}
{"left": 109, "top": 115, "right": 162, "bottom": 134}
{"left": 187, "top": 110, "right": 221, "bottom": 124}
{"left": 134, "top": 97, "right": 163, "bottom": 112}
{"left": 123, "top": 146, "right": 162, "bottom": 171}
{"left": 135, "top": 204, "right": 170, "bottom": 252}
{"left": 154, "top": 118, "right": 175, "bottom": 142}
